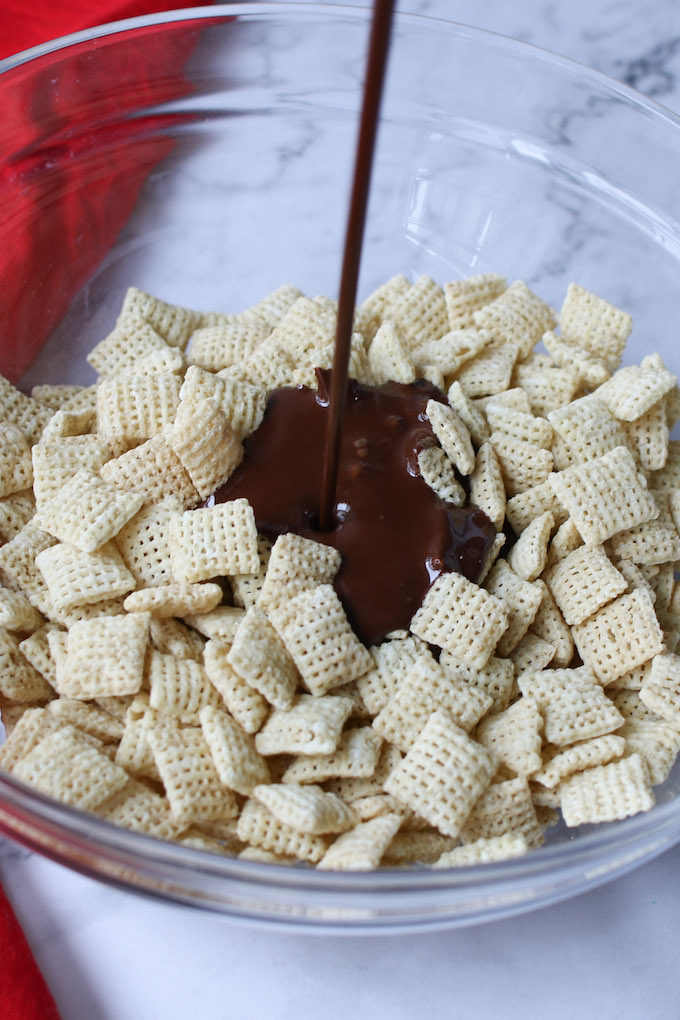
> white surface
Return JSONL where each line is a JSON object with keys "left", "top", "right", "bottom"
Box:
{"left": 4, "top": 1, "right": 680, "bottom": 1017}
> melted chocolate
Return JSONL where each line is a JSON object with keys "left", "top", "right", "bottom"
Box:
{"left": 212, "top": 371, "right": 496, "bottom": 645}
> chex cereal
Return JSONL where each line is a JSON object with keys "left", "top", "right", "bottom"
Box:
{"left": 3, "top": 274, "right": 680, "bottom": 873}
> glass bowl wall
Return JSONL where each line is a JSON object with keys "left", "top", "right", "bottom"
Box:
{"left": 1, "top": 4, "right": 680, "bottom": 931}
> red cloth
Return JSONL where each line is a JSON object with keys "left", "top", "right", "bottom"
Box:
{"left": 0, "top": 883, "right": 61, "bottom": 1020}
{"left": 0, "top": 1, "right": 211, "bottom": 380}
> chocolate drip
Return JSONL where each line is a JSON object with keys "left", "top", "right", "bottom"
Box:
{"left": 213, "top": 371, "right": 496, "bottom": 645}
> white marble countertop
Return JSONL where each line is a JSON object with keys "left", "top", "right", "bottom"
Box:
{"left": 4, "top": 1, "right": 680, "bottom": 1017}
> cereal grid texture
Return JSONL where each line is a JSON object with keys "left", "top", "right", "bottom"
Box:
{"left": 1, "top": 276, "right": 676, "bottom": 870}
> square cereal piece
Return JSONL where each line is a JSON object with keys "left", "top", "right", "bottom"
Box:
{"left": 596, "top": 361, "right": 676, "bottom": 423}
{"left": 410, "top": 573, "right": 508, "bottom": 669}
{"left": 473, "top": 280, "right": 556, "bottom": 358}
{"left": 358, "top": 634, "right": 433, "bottom": 715}
{"left": 269, "top": 584, "right": 373, "bottom": 696}
{"left": 117, "top": 286, "right": 199, "bottom": 349}
{"left": 316, "top": 813, "right": 402, "bottom": 870}
{"left": 36, "top": 468, "right": 144, "bottom": 553}
{"left": 485, "top": 406, "right": 553, "bottom": 449}
{"left": 203, "top": 638, "right": 269, "bottom": 734}
{"left": 147, "top": 649, "right": 223, "bottom": 723}
{"left": 0, "top": 491, "right": 36, "bottom": 542}
{"left": 230, "top": 534, "right": 271, "bottom": 610}
{"left": 548, "top": 396, "right": 631, "bottom": 470}
{"left": 459, "top": 776, "right": 544, "bottom": 849}
{"left": 413, "top": 327, "right": 492, "bottom": 379}
{"left": 281, "top": 726, "right": 382, "bottom": 784}
{"left": 560, "top": 753, "right": 654, "bottom": 827}
{"left": 35, "top": 541, "right": 135, "bottom": 612}
{"left": 253, "top": 783, "right": 357, "bottom": 834}
{"left": 100, "top": 434, "right": 199, "bottom": 509}
{"left": 444, "top": 273, "right": 507, "bottom": 329}
{"left": 32, "top": 436, "right": 112, "bottom": 509}
{"left": 384, "top": 709, "right": 496, "bottom": 838}
{"left": 185, "top": 605, "right": 245, "bottom": 643}
{"left": 147, "top": 717, "right": 238, "bottom": 825}
{"left": 0, "top": 525, "right": 57, "bottom": 616}
{"left": 572, "top": 589, "right": 664, "bottom": 684}
{"left": 433, "top": 834, "right": 529, "bottom": 868}
{"left": 454, "top": 341, "right": 519, "bottom": 398}
{"left": 96, "top": 373, "right": 181, "bottom": 444}
{"left": 529, "top": 580, "right": 574, "bottom": 667}
{"left": 355, "top": 274, "right": 410, "bottom": 341}
{"left": 484, "top": 561, "right": 543, "bottom": 656}
{"left": 0, "top": 423, "right": 32, "bottom": 498}
{"left": 187, "top": 313, "right": 271, "bottom": 372}
{"left": 518, "top": 666, "right": 624, "bottom": 746}
{"left": 88, "top": 320, "right": 170, "bottom": 377}
{"left": 97, "top": 778, "right": 186, "bottom": 840}
{"left": 194, "top": 371, "right": 267, "bottom": 440}
{"left": 639, "top": 652, "right": 680, "bottom": 724}
{"left": 447, "top": 380, "right": 490, "bottom": 446}
{"left": 237, "top": 799, "right": 329, "bottom": 863}
{"left": 170, "top": 500, "right": 259, "bottom": 582}
{"left": 373, "top": 658, "right": 492, "bottom": 750}
{"left": 114, "top": 497, "right": 182, "bottom": 588}
{"left": 169, "top": 397, "right": 243, "bottom": 499}
{"left": 624, "top": 400, "right": 669, "bottom": 472}
{"left": 618, "top": 720, "right": 680, "bottom": 785}
{"left": 489, "top": 433, "right": 553, "bottom": 496}
{"left": 0, "top": 628, "right": 53, "bottom": 702}
{"left": 390, "top": 275, "right": 448, "bottom": 348}
{"left": 199, "top": 704, "right": 270, "bottom": 794}
{"left": 558, "top": 283, "right": 632, "bottom": 370}
{"left": 544, "top": 545, "right": 627, "bottom": 626}
{"left": 417, "top": 447, "right": 465, "bottom": 507}
{"left": 506, "top": 478, "right": 567, "bottom": 535}
{"left": 123, "top": 581, "right": 222, "bottom": 618}
{"left": 227, "top": 605, "right": 299, "bottom": 710}
{"left": 382, "top": 829, "right": 456, "bottom": 866}
{"left": 506, "top": 510, "right": 554, "bottom": 581}
{"left": 325, "top": 743, "right": 403, "bottom": 803}
{"left": 258, "top": 533, "right": 341, "bottom": 612}
{"left": 46, "top": 698, "right": 124, "bottom": 745}
{"left": 476, "top": 387, "right": 531, "bottom": 415}
{"left": 0, "top": 375, "right": 53, "bottom": 443}
{"left": 114, "top": 694, "right": 161, "bottom": 782}
{"left": 440, "top": 652, "right": 516, "bottom": 714}
{"left": 0, "top": 707, "right": 62, "bottom": 771}
{"left": 31, "top": 384, "right": 87, "bottom": 410}
{"left": 426, "top": 400, "right": 475, "bottom": 475}
{"left": 14, "top": 726, "right": 128, "bottom": 811}
{"left": 18, "top": 625, "right": 59, "bottom": 688}
{"left": 549, "top": 446, "right": 658, "bottom": 546}
{"left": 509, "top": 632, "right": 556, "bottom": 678}
{"left": 468, "top": 441, "right": 505, "bottom": 530}
{"left": 0, "top": 588, "right": 43, "bottom": 634}
{"left": 475, "top": 698, "right": 543, "bottom": 776}
{"left": 59, "top": 613, "right": 150, "bottom": 699}
{"left": 608, "top": 509, "right": 680, "bottom": 567}
{"left": 545, "top": 518, "right": 583, "bottom": 567}
{"left": 609, "top": 688, "right": 664, "bottom": 725}
{"left": 246, "top": 283, "right": 304, "bottom": 329}
{"left": 367, "top": 320, "right": 416, "bottom": 385}
{"left": 254, "top": 694, "right": 353, "bottom": 756}
{"left": 542, "top": 331, "right": 611, "bottom": 389}
{"left": 531, "top": 734, "right": 626, "bottom": 789}
{"left": 513, "top": 362, "right": 580, "bottom": 418}
{"left": 149, "top": 617, "right": 205, "bottom": 661}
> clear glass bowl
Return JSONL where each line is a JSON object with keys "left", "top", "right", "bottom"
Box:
{"left": 2, "top": 3, "right": 680, "bottom": 932}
